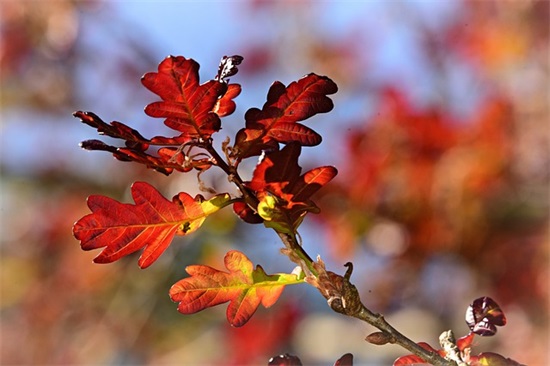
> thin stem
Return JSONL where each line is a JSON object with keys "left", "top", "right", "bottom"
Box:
{"left": 275, "top": 231, "right": 317, "bottom": 277}
{"left": 204, "top": 138, "right": 450, "bottom": 365}
{"left": 354, "top": 306, "right": 454, "bottom": 366}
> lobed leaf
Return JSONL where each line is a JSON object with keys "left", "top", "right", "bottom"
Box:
{"left": 142, "top": 55, "right": 240, "bottom": 140}
{"left": 245, "top": 142, "right": 337, "bottom": 231}
{"left": 169, "top": 250, "right": 303, "bottom": 327}
{"left": 74, "top": 111, "right": 208, "bottom": 175}
{"left": 233, "top": 73, "right": 337, "bottom": 159}
{"left": 73, "top": 181, "right": 230, "bottom": 268}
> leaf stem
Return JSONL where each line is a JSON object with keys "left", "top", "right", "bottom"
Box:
{"left": 206, "top": 138, "right": 449, "bottom": 364}
{"left": 354, "top": 306, "right": 454, "bottom": 366}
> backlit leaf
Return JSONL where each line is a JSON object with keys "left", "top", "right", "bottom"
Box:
{"left": 74, "top": 111, "right": 211, "bottom": 175}
{"left": 393, "top": 342, "right": 444, "bottom": 366}
{"left": 233, "top": 73, "right": 337, "bottom": 158}
{"left": 169, "top": 250, "right": 303, "bottom": 327}
{"left": 469, "top": 352, "right": 525, "bottom": 366}
{"left": 73, "top": 181, "right": 230, "bottom": 268}
{"left": 142, "top": 55, "right": 240, "bottom": 140}
{"left": 246, "top": 142, "right": 337, "bottom": 231}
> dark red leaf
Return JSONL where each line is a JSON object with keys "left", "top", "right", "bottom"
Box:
{"left": 334, "top": 353, "right": 353, "bottom": 366}
{"left": 268, "top": 354, "right": 303, "bottom": 366}
{"left": 74, "top": 110, "right": 202, "bottom": 175}
{"left": 465, "top": 296, "right": 506, "bottom": 336}
{"left": 215, "top": 55, "right": 244, "bottom": 82}
{"left": 233, "top": 201, "right": 263, "bottom": 224}
{"left": 233, "top": 73, "right": 337, "bottom": 158}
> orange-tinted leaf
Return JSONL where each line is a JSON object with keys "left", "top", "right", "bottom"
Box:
{"left": 213, "top": 83, "right": 242, "bottom": 117}
{"left": 456, "top": 332, "right": 475, "bottom": 351}
{"left": 73, "top": 181, "right": 230, "bottom": 268}
{"left": 141, "top": 55, "right": 238, "bottom": 139}
{"left": 393, "top": 342, "right": 444, "bottom": 366}
{"left": 169, "top": 250, "right": 303, "bottom": 327}
{"left": 469, "top": 352, "right": 525, "bottom": 366}
{"left": 233, "top": 73, "right": 337, "bottom": 158}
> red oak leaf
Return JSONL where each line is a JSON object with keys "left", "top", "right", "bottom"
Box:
{"left": 73, "top": 181, "right": 230, "bottom": 268}
{"left": 141, "top": 55, "right": 240, "bottom": 140}
{"left": 74, "top": 111, "right": 212, "bottom": 175}
{"left": 169, "top": 250, "right": 302, "bottom": 327}
{"left": 233, "top": 73, "right": 337, "bottom": 158}
{"left": 247, "top": 142, "right": 337, "bottom": 217}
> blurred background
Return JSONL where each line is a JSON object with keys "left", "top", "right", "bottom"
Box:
{"left": 1, "top": 0, "right": 548, "bottom": 365}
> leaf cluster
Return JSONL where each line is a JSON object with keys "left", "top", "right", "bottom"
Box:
{"left": 73, "top": 55, "right": 523, "bottom": 365}
{"left": 74, "top": 55, "right": 337, "bottom": 326}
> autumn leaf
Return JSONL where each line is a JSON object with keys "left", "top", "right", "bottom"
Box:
{"left": 233, "top": 73, "right": 337, "bottom": 159}
{"left": 334, "top": 353, "right": 354, "bottom": 366}
{"left": 393, "top": 342, "right": 444, "bottom": 365}
{"left": 141, "top": 55, "right": 240, "bottom": 140}
{"left": 268, "top": 354, "right": 303, "bottom": 366}
{"left": 74, "top": 111, "right": 211, "bottom": 175}
{"left": 169, "top": 250, "right": 303, "bottom": 327}
{"left": 245, "top": 142, "right": 337, "bottom": 232}
{"left": 469, "top": 353, "right": 525, "bottom": 366}
{"left": 73, "top": 181, "right": 231, "bottom": 268}
{"left": 465, "top": 296, "right": 507, "bottom": 336}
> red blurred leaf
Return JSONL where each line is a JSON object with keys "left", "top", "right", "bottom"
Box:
{"left": 141, "top": 55, "right": 240, "bottom": 140}
{"left": 169, "top": 250, "right": 302, "bottom": 327}
{"left": 334, "top": 353, "right": 354, "bottom": 366}
{"left": 233, "top": 73, "right": 337, "bottom": 158}
{"left": 393, "top": 342, "right": 445, "bottom": 365}
{"left": 469, "top": 352, "right": 525, "bottom": 366}
{"left": 73, "top": 181, "right": 230, "bottom": 268}
{"left": 268, "top": 354, "right": 303, "bottom": 366}
{"left": 456, "top": 332, "right": 475, "bottom": 351}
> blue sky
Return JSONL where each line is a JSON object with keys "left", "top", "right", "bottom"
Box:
{"left": 2, "top": 0, "right": 472, "bottom": 179}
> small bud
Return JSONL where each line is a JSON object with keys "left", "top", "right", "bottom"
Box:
{"left": 365, "top": 331, "right": 392, "bottom": 345}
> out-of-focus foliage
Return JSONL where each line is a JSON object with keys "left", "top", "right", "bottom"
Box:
{"left": 1, "top": 1, "right": 548, "bottom": 365}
